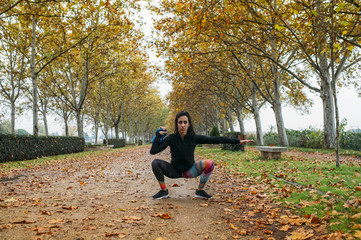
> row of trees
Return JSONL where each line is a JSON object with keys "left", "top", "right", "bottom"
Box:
{"left": 0, "top": 0, "right": 167, "bottom": 142}
{"left": 151, "top": 0, "right": 361, "bottom": 157}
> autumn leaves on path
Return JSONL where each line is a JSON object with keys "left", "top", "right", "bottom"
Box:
{"left": 1, "top": 146, "right": 327, "bottom": 239}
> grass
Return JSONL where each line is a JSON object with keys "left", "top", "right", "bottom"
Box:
{"left": 196, "top": 146, "right": 361, "bottom": 234}
{"left": 288, "top": 146, "right": 361, "bottom": 157}
{"left": 0, "top": 145, "right": 141, "bottom": 173}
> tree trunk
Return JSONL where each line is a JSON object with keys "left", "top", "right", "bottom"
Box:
{"left": 114, "top": 123, "right": 120, "bottom": 139}
{"left": 10, "top": 100, "right": 15, "bottom": 134}
{"left": 221, "top": 118, "right": 227, "bottom": 135}
{"left": 227, "top": 108, "right": 234, "bottom": 132}
{"left": 251, "top": 84, "right": 264, "bottom": 145}
{"left": 273, "top": 81, "right": 288, "bottom": 146}
{"left": 76, "top": 110, "right": 84, "bottom": 138}
{"left": 42, "top": 100, "right": 49, "bottom": 136}
{"left": 30, "top": 15, "right": 39, "bottom": 136}
{"left": 321, "top": 79, "right": 336, "bottom": 149}
{"left": 94, "top": 119, "right": 99, "bottom": 144}
{"left": 64, "top": 115, "right": 69, "bottom": 136}
{"left": 235, "top": 105, "right": 245, "bottom": 135}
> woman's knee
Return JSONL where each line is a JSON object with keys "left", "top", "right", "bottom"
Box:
{"left": 203, "top": 159, "right": 214, "bottom": 174}
{"left": 152, "top": 159, "right": 162, "bottom": 170}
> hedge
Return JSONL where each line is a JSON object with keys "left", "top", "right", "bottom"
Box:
{"left": 0, "top": 134, "right": 84, "bottom": 163}
{"left": 103, "top": 138, "right": 126, "bottom": 148}
{"left": 260, "top": 128, "right": 361, "bottom": 151}
{"left": 221, "top": 132, "right": 245, "bottom": 151}
{"left": 340, "top": 132, "right": 361, "bottom": 151}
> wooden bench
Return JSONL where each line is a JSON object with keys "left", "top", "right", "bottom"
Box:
{"left": 256, "top": 146, "right": 288, "bottom": 159}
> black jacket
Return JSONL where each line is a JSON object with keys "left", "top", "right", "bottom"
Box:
{"left": 150, "top": 132, "right": 240, "bottom": 172}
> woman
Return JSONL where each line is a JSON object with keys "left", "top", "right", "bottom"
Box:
{"left": 150, "top": 111, "right": 253, "bottom": 199}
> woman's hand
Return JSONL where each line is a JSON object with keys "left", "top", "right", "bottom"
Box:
{"left": 159, "top": 126, "right": 168, "bottom": 135}
{"left": 240, "top": 140, "right": 254, "bottom": 144}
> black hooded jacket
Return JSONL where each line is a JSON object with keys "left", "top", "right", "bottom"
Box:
{"left": 150, "top": 132, "right": 240, "bottom": 172}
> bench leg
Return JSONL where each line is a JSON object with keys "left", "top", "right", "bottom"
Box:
{"left": 261, "top": 151, "right": 282, "bottom": 160}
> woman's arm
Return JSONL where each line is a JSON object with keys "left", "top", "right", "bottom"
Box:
{"left": 150, "top": 128, "right": 169, "bottom": 154}
{"left": 195, "top": 135, "right": 254, "bottom": 145}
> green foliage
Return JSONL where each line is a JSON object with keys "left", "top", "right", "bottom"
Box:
{"left": 0, "top": 120, "right": 11, "bottom": 134}
{"left": 15, "top": 129, "right": 30, "bottom": 135}
{"left": 340, "top": 131, "right": 361, "bottom": 151}
{"left": 209, "top": 126, "right": 220, "bottom": 137}
{"left": 245, "top": 133, "right": 257, "bottom": 146}
{"left": 263, "top": 127, "right": 324, "bottom": 148}
{"left": 285, "top": 129, "right": 304, "bottom": 147}
{"left": 221, "top": 132, "right": 244, "bottom": 151}
{"left": 302, "top": 127, "right": 324, "bottom": 148}
{"left": 0, "top": 134, "right": 84, "bottom": 163}
{"left": 104, "top": 138, "right": 126, "bottom": 148}
{"left": 263, "top": 132, "right": 279, "bottom": 146}
{"left": 263, "top": 124, "right": 361, "bottom": 151}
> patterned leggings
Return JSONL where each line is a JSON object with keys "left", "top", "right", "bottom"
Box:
{"left": 151, "top": 159, "right": 214, "bottom": 190}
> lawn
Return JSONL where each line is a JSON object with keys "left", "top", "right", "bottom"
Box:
{"left": 196, "top": 146, "right": 361, "bottom": 234}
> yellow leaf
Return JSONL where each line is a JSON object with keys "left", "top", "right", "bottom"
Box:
{"left": 152, "top": 213, "right": 172, "bottom": 219}
{"left": 288, "top": 228, "right": 314, "bottom": 239}
{"left": 280, "top": 225, "right": 291, "bottom": 231}
{"left": 352, "top": 213, "right": 361, "bottom": 219}
{"left": 354, "top": 230, "right": 361, "bottom": 238}
{"left": 230, "top": 223, "right": 238, "bottom": 230}
{"left": 275, "top": 24, "right": 283, "bottom": 30}
{"left": 49, "top": 219, "right": 64, "bottom": 224}
{"left": 238, "top": 230, "right": 248, "bottom": 235}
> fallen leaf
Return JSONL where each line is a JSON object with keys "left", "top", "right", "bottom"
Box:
{"left": 280, "top": 225, "right": 291, "bottom": 231}
{"left": 237, "top": 230, "right": 248, "bottom": 235}
{"left": 122, "top": 216, "right": 142, "bottom": 221}
{"left": 32, "top": 227, "right": 52, "bottom": 235}
{"left": 4, "top": 198, "right": 17, "bottom": 203}
{"left": 200, "top": 203, "right": 209, "bottom": 207}
{"left": 310, "top": 215, "right": 322, "bottom": 224}
{"left": 355, "top": 186, "right": 361, "bottom": 191}
{"left": 105, "top": 233, "right": 119, "bottom": 237}
{"left": 289, "top": 218, "right": 303, "bottom": 226}
{"left": 41, "top": 210, "right": 52, "bottom": 215}
{"left": 230, "top": 223, "right": 238, "bottom": 230}
{"left": 264, "top": 230, "right": 273, "bottom": 235}
{"left": 354, "top": 230, "right": 361, "bottom": 239}
{"left": 49, "top": 219, "right": 64, "bottom": 224}
{"left": 352, "top": 213, "right": 361, "bottom": 219}
{"left": 152, "top": 213, "right": 172, "bottom": 219}
{"left": 352, "top": 224, "right": 361, "bottom": 229}
{"left": 62, "top": 206, "right": 78, "bottom": 210}
{"left": 12, "top": 219, "right": 36, "bottom": 224}
{"left": 85, "top": 226, "right": 97, "bottom": 230}
{"left": 287, "top": 228, "right": 314, "bottom": 240}
{"left": 0, "top": 224, "right": 15, "bottom": 229}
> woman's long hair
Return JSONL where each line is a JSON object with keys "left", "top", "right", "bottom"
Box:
{"left": 174, "top": 111, "right": 195, "bottom": 136}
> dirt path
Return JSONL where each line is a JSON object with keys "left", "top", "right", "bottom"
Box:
{"left": 1, "top": 146, "right": 329, "bottom": 240}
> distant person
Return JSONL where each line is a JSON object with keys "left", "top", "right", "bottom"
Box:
{"left": 150, "top": 111, "right": 253, "bottom": 199}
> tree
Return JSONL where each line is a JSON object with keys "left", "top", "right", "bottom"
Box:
{"left": 0, "top": 13, "right": 29, "bottom": 134}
